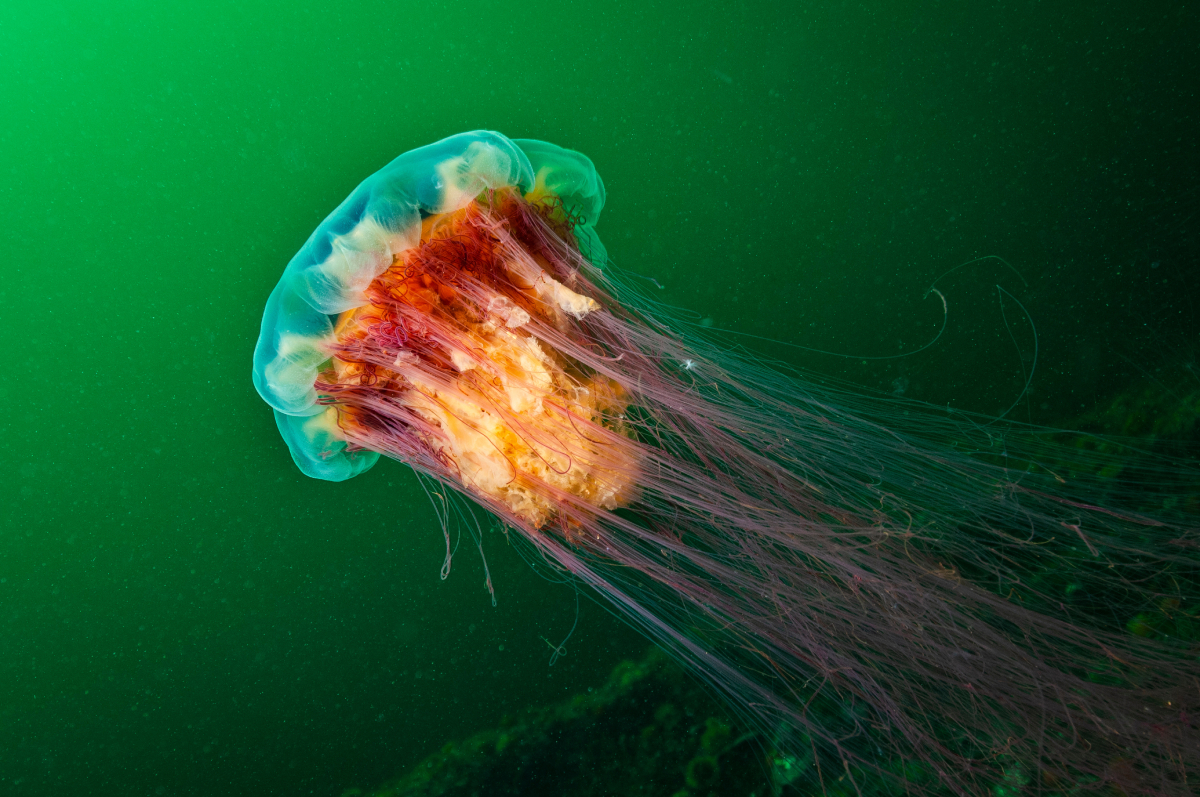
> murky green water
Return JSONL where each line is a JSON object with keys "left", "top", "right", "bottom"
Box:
{"left": 2, "top": 2, "right": 1195, "bottom": 795}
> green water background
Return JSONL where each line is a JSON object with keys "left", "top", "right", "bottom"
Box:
{"left": 2, "top": 1, "right": 1196, "bottom": 795}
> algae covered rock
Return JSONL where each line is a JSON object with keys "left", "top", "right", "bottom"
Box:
{"left": 364, "top": 648, "right": 777, "bottom": 797}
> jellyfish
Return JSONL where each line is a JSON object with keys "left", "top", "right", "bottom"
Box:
{"left": 253, "top": 131, "right": 1199, "bottom": 793}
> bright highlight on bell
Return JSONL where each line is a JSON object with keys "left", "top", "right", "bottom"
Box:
{"left": 254, "top": 131, "right": 1199, "bottom": 794}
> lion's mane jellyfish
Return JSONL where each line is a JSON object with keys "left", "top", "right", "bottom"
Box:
{"left": 254, "top": 131, "right": 1199, "bottom": 793}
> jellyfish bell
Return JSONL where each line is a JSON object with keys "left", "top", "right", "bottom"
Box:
{"left": 253, "top": 132, "right": 638, "bottom": 521}
{"left": 254, "top": 131, "right": 1200, "bottom": 793}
